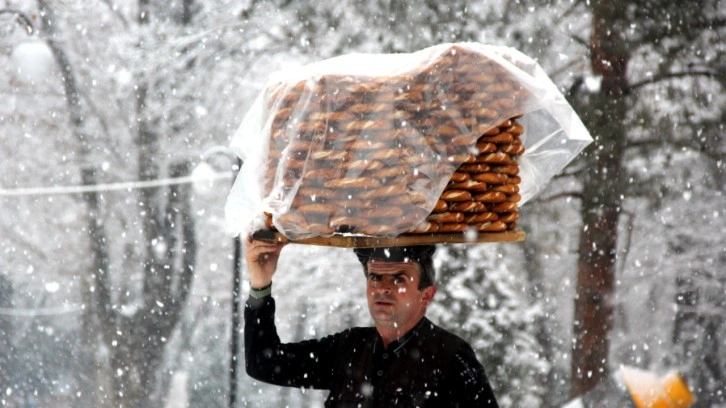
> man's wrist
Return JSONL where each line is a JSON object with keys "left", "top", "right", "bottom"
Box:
{"left": 249, "top": 281, "right": 272, "bottom": 299}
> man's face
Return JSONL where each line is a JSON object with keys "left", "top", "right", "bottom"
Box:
{"left": 365, "top": 259, "right": 436, "bottom": 331}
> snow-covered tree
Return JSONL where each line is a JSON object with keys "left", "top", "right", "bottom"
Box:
{"left": 429, "top": 244, "right": 549, "bottom": 407}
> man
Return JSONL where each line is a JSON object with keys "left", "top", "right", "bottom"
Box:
{"left": 244, "top": 237, "right": 499, "bottom": 407}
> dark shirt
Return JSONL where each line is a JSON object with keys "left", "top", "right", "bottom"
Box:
{"left": 245, "top": 295, "right": 499, "bottom": 407}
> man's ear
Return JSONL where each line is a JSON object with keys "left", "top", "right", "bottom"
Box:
{"left": 421, "top": 286, "right": 437, "bottom": 307}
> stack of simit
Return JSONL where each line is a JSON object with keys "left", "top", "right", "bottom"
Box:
{"left": 259, "top": 45, "right": 529, "bottom": 239}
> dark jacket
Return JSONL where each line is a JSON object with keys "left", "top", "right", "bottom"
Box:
{"left": 245, "top": 295, "right": 499, "bottom": 407}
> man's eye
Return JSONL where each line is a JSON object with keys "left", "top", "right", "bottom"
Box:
{"left": 369, "top": 275, "right": 381, "bottom": 282}
{"left": 393, "top": 276, "right": 406, "bottom": 284}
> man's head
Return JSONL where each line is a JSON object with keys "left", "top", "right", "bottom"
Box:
{"left": 354, "top": 245, "right": 437, "bottom": 337}
{"left": 353, "top": 245, "right": 436, "bottom": 290}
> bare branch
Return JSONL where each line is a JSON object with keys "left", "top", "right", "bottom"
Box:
{"left": 626, "top": 138, "right": 724, "bottom": 162}
{"left": 0, "top": 8, "right": 35, "bottom": 34}
{"left": 629, "top": 69, "right": 721, "bottom": 92}
{"left": 617, "top": 210, "right": 635, "bottom": 275}
{"left": 534, "top": 191, "right": 584, "bottom": 204}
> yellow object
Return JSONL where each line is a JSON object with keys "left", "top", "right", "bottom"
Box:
{"left": 620, "top": 366, "right": 695, "bottom": 408}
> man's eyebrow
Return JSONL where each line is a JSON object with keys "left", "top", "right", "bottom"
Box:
{"left": 368, "top": 272, "right": 410, "bottom": 279}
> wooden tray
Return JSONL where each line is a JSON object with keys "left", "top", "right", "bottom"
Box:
{"left": 251, "top": 229, "right": 525, "bottom": 248}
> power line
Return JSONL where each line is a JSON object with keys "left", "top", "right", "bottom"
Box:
{"left": 0, "top": 172, "right": 233, "bottom": 197}
{"left": 0, "top": 305, "right": 83, "bottom": 317}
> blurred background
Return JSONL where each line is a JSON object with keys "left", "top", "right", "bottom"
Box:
{"left": 1, "top": 0, "right": 724, "bottom": 407}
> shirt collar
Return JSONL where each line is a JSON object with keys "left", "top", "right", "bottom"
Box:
{"left": 377, "top": 317, "right": 429, "bottom": 356}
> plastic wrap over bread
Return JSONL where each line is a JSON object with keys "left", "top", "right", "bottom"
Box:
{"left": 225, "top": 43, "right": 592, "bottom": 239}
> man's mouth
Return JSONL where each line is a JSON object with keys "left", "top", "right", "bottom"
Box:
{"left": 374, "top": 297, "right": 395, "bottom": 306}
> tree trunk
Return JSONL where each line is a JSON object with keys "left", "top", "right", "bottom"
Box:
{"left": 36, "top": 0, "right": 198, "bottom": 405}
{"left": 570, "top": 0, "right": 630, "bottom": 398}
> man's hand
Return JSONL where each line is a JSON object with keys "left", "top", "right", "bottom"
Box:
{"left": 244, "top": 236, "right": 286, "bottom": 289}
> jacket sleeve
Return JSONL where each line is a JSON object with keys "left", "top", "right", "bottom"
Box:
{"left": 244, "top": 295, "right": 338, "bottom": 389}
{"left": 444, "top": 343, "right": 500, "bottom": 407}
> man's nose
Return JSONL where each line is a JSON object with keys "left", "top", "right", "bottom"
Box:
{"left": 373, "top": 278, "right": 395, "bottom": 292}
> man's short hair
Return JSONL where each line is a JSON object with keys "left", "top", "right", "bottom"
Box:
{"left": 353, "top": 245, "right": 436, "bottom": 289}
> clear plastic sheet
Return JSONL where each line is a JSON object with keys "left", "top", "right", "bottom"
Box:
{"left": 225, "top": 43, "right": 593, "bottom": 239}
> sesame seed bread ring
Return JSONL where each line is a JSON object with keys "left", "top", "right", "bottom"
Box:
{"left": 272, "top": 107, "right": 294, "bottom": 123}
{"left": 470, "top": 172, "right": 508, "bottom": 184}
{"left": 467, "top": 73, "right": 497, "bottom": 84}
{"left": 394, "top": 91, "right": 424, "bottom": 102}
{"left": 449, "top": 172, "right": 470, "bottom": 183}
{"left": 474, "top": 191, "right": 508, "bottom": 203}
{"left": 451, "top": 82, "right": 481, "bottom": 93}
{"left": 476, "top": 220, "right": 507, "bottom": 232}
{"left": 507, "top": 193, "right": 522, "bottom": 203}
{"left": 491, "top": 184, "right": 520, "bottom": 194}
{"left": 506, "top": 123, "right": 524, "bottom": 136}
{"left": 345, "top": 159, "right": 385, "bottom": 172}
{"left": 297, "top": 188, "right": 339, "bottom": 201}
{"left": 308, "top": 111, "right": 356, "bottom": 123}
{"left": 408, "top": 82, "right": 438, "bottom": 93}
{"left": 490, "top": 202, "right": 518, "bottom": 213}
{"left": 410, "top": 117, "right": 440, "bottom": 128}
{"left": 382, "top": 191, "right": 428, "bottom": 205}
{"left": 429, "top": 108, "right": 464, "bottom": 121}
{"left": 471, "top": 171, "right": 509, "bottom": 185}
{"left": 449, "top": 135, "right": 475, "bottom": 147}
{"left": 358, "top": 224, "right": 397, "bottom": 236}
{"left": 324, "top": 177, "right": 382, "bottom": 190}
{"left": 426, "top": 212, "right": 465, "bottom": 223}
{"left": 437, "top": 223, "right": 470, "bottom": 233}
{"left": 373, "top": 167, "right": 408, "bottom": 179}
{"left": 478, "top": 152, "right": 512, "bottom": 165}
{"left": 407, "top": 221, "right": 440, "bottom": 233}
{"left": 440, "top": 189, "right": 472, "bottom": 202}
{"left": 297, "top": 203, "right": 338, "bottom": 215}
{"left": 370, "top": 149, "right": 405, "bottom": 161}
{"left": 476, "top": 141, "right": 498, "bottom": 154}
{"left": 359, "top": 185, "right": 402, "bottom": 200}
{"left": 501, "top": 144, "right": 526, "bottom": 156}
{"left": 449, "top": 201, "right": 488, "bottom": 213}
{"left": 448, "top": 180, "right": 489, "bottom": 192}
{"left": 433, "top": 199, "right": 449, "bottom": 213}
{"left": 336, "top": 199, "right": 370, "bottom": 211}
{"left": 310, "top": 150, "right": 350, "bottom": 161}
{"left": 447, "top": 153, "right": 478, "bottom": 164}
{"left": 303, "top": 168, "right": 345, "bottom": 180}
{"left": 343, "top": 119, "right": 393, "bottom": 132}
{"left": 330, "top": 216, "right": 368, "bottom": 229}
{"left": 457, "top": 163, "right": 491, "bottom": 173}
{"left": 481, "top": 126, "right": 501, "bottom": 136}
{"left": 491, "top": 98, "right": 517, "bottom": 111}
{"left": 458, "top": 117, "right": 479, "bottom": 128}
{"left": 276, "top": 212, "right": 307, "bottom": 227}
{"left": 474, "top": 107, "right": 498, "bottom": 121}
{"left": 344, "top": 81, "right": 383, "bottom": 94}
{"left": 459, "top": 100, "right": 483, "bottom": 110}
{"left": 433, "top": 124, "right": 460, "bottom": 137}
{"left": 464, "top": 212, "right": 499, "bottom": 223}
{"left": 498, "top": 212, "right": 520, "bottom": 224}
{"left": 347, "top": 140, "right": 389, "bottom": 151}
{"left": 491, "top": 164, "right": 519, "bottom": 175}
{"left": 481, "top": 132, "right": 515, "bottom": 144}
{"left": 288, "top": 140, "right": 314, "bottom": 152}
{"left": 348, "top": 103, "right": 391, "bottom": 115}
{"left": 486, "top": 82, "right": 514, "bottom": 94}
{"left": 497, "top": 119, "right": 513, "bottom": 128}
{"left": 362, "top": 206, "right": 405, "bottom": 219}
{"left": 280, "top": 158, "right": 306, "bottom": 170}
{"left": 297, "top": 121, "right": 327, "bottom": 133}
